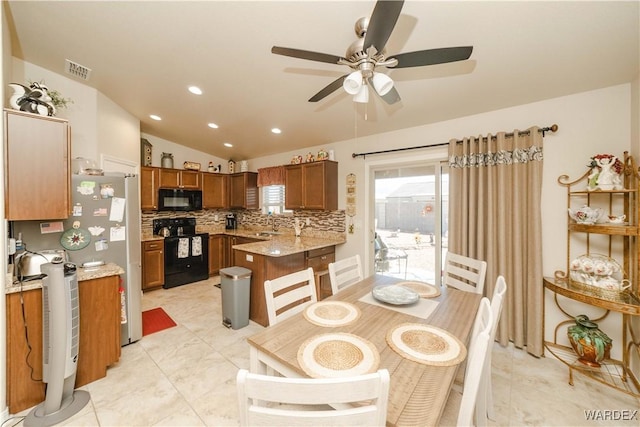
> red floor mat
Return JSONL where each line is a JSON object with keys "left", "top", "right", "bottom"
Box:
{"left": 142, "top": 307, "right": 177, "bottom": 336}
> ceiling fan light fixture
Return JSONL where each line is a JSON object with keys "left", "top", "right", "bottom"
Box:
{"left": 343, "top": 70, "right": 363, "bottom": 95}
{"left": 372, "top": 72, "right": 394, "bottom": 96}
{"left": 353, "top": 84, "right": 369, "bottom": 103}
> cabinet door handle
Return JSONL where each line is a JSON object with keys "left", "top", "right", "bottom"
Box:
{"left": 321, "top": 256, "right": 327, "bottom": 260}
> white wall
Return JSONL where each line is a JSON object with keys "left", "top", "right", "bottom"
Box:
{"left": 140, "top": 132, "right": 228, "bottom": 172}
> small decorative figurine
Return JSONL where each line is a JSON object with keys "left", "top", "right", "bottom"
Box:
{"left": 305, "top": 152, "right": 315, "bottom": 163}
{"left": 317, "top": 149, "right": 328, "bottom": 160}
{"left": 208, "top": 162, "right": 215, "bottom": 172}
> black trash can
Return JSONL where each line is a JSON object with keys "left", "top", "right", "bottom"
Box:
{"left": 219, "top": 266, "right": 252, "bottom": 329}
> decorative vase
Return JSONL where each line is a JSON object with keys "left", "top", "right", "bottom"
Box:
{"left": 161, "top": 152, "right": 174, "bottom": 169}
{"left": 567, "top": 314, "right": 612, "bottom": 367}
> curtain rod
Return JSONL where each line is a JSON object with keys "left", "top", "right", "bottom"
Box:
{"left": 351, "top": 124, "right": 558, "bottom": 159}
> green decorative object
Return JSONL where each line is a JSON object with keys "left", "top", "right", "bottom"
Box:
{"left": 567, "top": 314, "right": 612, "bottom": 367}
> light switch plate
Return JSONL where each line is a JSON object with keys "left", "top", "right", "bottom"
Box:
{"left": 246, "top": 254, "right": 253, "bottom": 262}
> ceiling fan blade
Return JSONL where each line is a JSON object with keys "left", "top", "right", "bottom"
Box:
{"left": 390, "top": 46, "right": 473, "bottom": 69}
{"left": 380, "top": 86, "right": 401, "bottom": 105}
{"left": 309, "top": 75, "right": 348, "bottom": 102}
{"left": 272, "top": 46, "right": 344, "bottom": 65}
{"left": 363, "top": 0, "right": 405, "bottom": 54}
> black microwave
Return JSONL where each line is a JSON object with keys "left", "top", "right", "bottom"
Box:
{"left": 157, "top": 188, "right": 203, "bottom": 211}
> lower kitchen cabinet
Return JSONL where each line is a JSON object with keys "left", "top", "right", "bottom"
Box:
{"left": 6, "top": 275, "right": 121, "bottom": 414}
{"left": 234, "top": 250, "right": 306, "bottom": 326}
{"left": 142, "top": 240, "right": 164, "bottom": 290}
{"left": 209, "top": 234, "right": 225, "bottom": 275}
{"left": 306, "top": 246, "right": 335, "bottom": 300}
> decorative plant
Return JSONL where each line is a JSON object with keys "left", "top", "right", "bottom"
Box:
{"left": 29, "top": 80, "right": 73, "bottom": 110}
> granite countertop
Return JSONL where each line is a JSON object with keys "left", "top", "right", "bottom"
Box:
{"left": 142, "top": 228, "right": 345, "bottom": 257}
{"left": 5, "top": 262, "right": 125, "bottom": 295}
{"left": 231, "top": 235, "right": 344, "bottom": 257}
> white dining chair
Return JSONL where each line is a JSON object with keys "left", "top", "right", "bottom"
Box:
{"left": 484, "top": 275, "right": 507, "bottom": 422}
{"left": 264, "top": 268, "right": 317, "bottom": 325}
{"left": 328, "top": 255, "right": 363, "bottom": 295}
{"left": 440, "top": 297, "right": 493, "bottom": 427}
{"left": 443, "top": 252, "right": 487, "bottom": 295}
{"left": 236, "top": 368, "right": 390, "bottom": 426}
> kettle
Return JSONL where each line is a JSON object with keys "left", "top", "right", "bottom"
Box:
{"left": 158, "top": 227, "right": 171, "bottom": 237}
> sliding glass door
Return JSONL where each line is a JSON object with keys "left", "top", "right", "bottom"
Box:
{"left": 372, "top": 160, "right": 448, "bottom": 285}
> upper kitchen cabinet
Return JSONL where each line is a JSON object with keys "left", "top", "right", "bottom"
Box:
{"left": 4, "top": 109, "right": 70, "bottom": 220}
{"left": 202, "top": 172, "right": 228, "bottom": 209}
{"left": 229, "top": 172, "right": 258, "bottom": 209}
{"left": 159, "top": 168, "right": 200, "bottom": 189}
{"left": 285, "top": 161, "right": 338, "bottom": 210}
{"left": 140, "top": 166, "right": 159, "bottom": 210}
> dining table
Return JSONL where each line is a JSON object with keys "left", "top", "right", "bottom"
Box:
{"left": 247, "top": 273, "right": 483, "bottom": 427}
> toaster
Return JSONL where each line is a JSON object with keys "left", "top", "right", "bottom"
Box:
{"left": 16, "top": 249, "right": 68, "bottom": 278}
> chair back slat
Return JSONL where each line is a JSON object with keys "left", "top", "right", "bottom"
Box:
{"left": 237, "top": 369, "right": 390, "bottom": 426}
{"left": 328, "top": 255, "right": 363, "bottom": 295}
{"left": 264, "top": 268, "right": 317, "bottom": 325}
{"left": 444, "top": 252, "right": 487, "bottom": 295}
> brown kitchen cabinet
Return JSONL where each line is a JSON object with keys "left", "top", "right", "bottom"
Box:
{"left": 285, "top": 160, "right": 338, "bottom": 210}
{"left": 6, "top": 275, "right": 121, "bottom": 414}
{"left": 306, "top": 246, "right": 335, "bottom": 300}
{"left": 229, "top": 172, "right": 258, "bottom": 209}
{"left": 4, "top": 109, "right": 71, "bottom": 220}
{"left": 209, "top": 234, "right": 226, "bottom": 275}
{"left": 142, "top": 240, "right": 164, "bottom": 290}
{"left": 234, "top": 250, "right": 307, "bottom": 326}
{"left": 202, "top": 172, "right": 228, "bottom": 208}
{"left": 159, "top": 168, "right": 201, "bottom": 189}
{"left": 140, "top": 166, "right": 160, "bottom": 210}
{"left": 226, "top": 236, "right": 261, "bottom": 267}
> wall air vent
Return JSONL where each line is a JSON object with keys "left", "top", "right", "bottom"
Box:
{"left": 64, "top": 59, "right": 92, "bottom": 81}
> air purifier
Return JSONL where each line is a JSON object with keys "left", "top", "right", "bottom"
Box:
{"left": 24, "top": 260, "right": 90, "bottom": 427}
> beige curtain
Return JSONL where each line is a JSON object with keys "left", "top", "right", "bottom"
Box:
{"left": 448, "top": 127, "right": 544, "bottom": 356}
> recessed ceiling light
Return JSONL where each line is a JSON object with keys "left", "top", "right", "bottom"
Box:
{"left": 188, "top": 86, "right": 202, "bottom": 95}
{"left": 150, "top": 114, "right": 162, "bottom": 121}
{"left": 223, "top": 142, "right": 233, "bottom": 148}
{"left": 271, "top": 128, "right": 282, "bottom": 134}
{"left": 208, "top": 123, "right": 219, "bottom": 129}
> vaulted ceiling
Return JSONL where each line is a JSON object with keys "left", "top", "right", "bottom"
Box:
{"left": 6, "top": 1, "right": 639, "bottom": 160}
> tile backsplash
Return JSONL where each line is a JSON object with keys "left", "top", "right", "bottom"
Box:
{"left": 142, "top": 209, "right": 345, "bottom": 238}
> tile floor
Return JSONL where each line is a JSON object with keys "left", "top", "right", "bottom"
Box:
{"left": 12, "top": 276, "right": 640, "bottom": 426}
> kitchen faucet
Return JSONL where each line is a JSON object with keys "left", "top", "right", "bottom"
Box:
{"left": 268, "top": 213, "right": 279, "bottom": 232}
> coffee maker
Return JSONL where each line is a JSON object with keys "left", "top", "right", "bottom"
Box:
{"left": 226, "top": 213, "right": 237, "bottom": 230}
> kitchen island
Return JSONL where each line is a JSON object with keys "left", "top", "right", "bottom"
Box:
{"left": 5, "top": 263, "right": 124, "bottom": 414}
{"left": 229, "top": 232, "right": 345, "bottom": 326}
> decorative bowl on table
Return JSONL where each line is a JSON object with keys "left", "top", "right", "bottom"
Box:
{"left": 568, "top": 206, "right": 602, "bottom": 225}
{"left": 372, "top": 285, "right": 420, "bottom": 305}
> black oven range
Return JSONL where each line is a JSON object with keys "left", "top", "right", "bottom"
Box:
{"left": 153, "top": 217, "right": 209, "bottom": 288}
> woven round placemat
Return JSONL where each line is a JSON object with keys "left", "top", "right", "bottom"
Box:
{"left": 395, "top": 281, "right": 441, "bottom": 298}
{"left": 297, "top": 333, "right": 380, "bottom": 378}
{"left": 303, "top": 301, "right": 361, "bottom": 327}
{"left": 386, "top": 323, "right": 467, "bottom": 366}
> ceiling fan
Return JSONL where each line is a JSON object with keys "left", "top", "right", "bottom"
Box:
{"left": 271, "top": 0, "right": 473, "bottom": 105}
